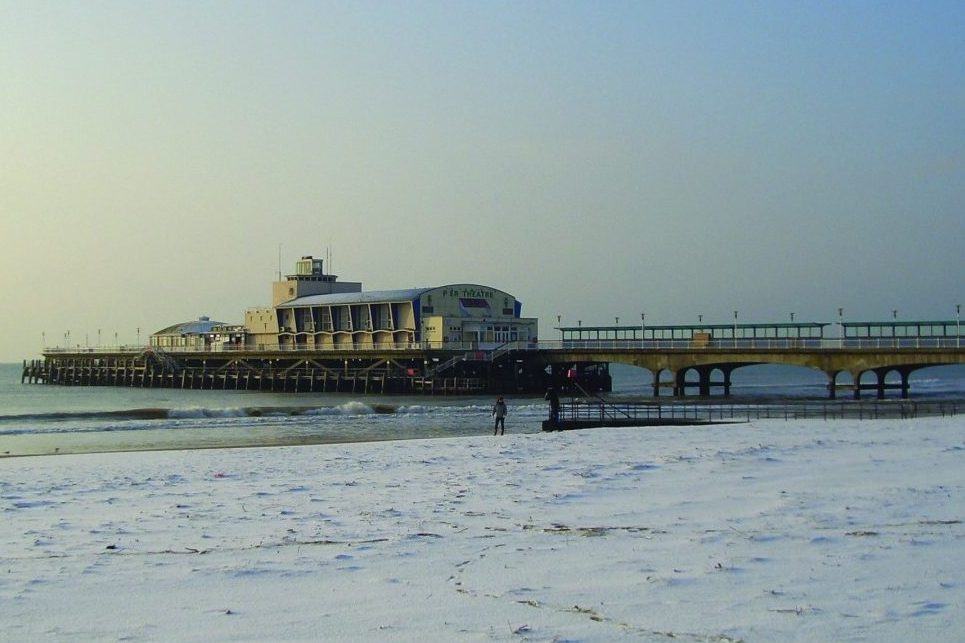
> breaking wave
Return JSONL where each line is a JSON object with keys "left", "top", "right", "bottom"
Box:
{"left": 0, "top": 400, "right": 522, "bottom": 427}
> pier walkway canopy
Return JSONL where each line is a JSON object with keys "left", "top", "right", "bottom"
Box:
{"left": 558, "top": 322, "right": 829, "bottom": 345}
{"left": 844, "top": 320, "right": 962, "bottom": 345}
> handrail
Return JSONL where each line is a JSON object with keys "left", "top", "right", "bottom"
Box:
{"left": 39, "top": 336, "right": 964, "bottom": 355}
{"left": 424, "top": 353, "right": 468, "bottom": 377}
{"left": 537, "top": 338, "right": 963, "bottom": 351}
{"left": 143, "top": 345, "right": 182, "bottom": 374}
{"left": 558, "top": 399, "right": 962, "bottom": 423}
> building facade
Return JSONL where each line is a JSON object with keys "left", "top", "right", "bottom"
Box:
{"left": 150, "top": 317, "right": 246, "bottom": 350}
{"left": 239, "top": 256, "right": 537, "bottom": 351}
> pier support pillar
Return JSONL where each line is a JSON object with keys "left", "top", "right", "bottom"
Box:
{"left": 722, "top": 366, "right": 734, "bottom": 398}
{"left": 826, "top": 370, "right": 839, "bottom": 399}
{"left": 873, "top": 368, "right": 887, "bottom": 400}
{"left": 651, "top": 368, "right": 665, "bottom": 397}
{"left": 697, "top": 367, "right": 711, "bottom": 396}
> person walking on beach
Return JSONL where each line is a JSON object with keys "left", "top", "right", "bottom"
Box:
{"left": 492, "top": 396, "right": 508, "bottom": 435}
{"left": 544, "top": 386, "right": 560, "bottom": 428}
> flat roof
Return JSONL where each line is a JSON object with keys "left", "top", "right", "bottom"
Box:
{"left": 277, "top": 288, "right": 433, "bottom": 308}
{"left": 842, "top": 320, "right": 959, "bottom": 327}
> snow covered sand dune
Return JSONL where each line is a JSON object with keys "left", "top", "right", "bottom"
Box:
{"left": 2, "top": 418, "right": 963, "bottom": 641}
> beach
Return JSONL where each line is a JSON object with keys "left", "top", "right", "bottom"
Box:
{"left": 3, "top": 416, "right": 963, "bottom": 641}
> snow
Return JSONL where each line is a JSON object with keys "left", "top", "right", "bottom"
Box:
{"left": 2, "top": 417, "right": 963, "bottom": 641}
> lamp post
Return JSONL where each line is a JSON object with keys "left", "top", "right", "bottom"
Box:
{"left": 640, "top": 312, "right": 645, "bottom": 343}
{"left": 557, "top": 314, "right": 562, "bottom": 342}
{"left": 733, "top": 310, "right": 738, "bottom": 347}
{"left": 957, "top": 304, "right": 960, "bottom": 348}
{"left": 838, "top": 308, "right": 844, "bottom": 347}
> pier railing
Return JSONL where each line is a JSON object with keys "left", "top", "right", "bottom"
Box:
{"left": 39, "top": 336, "right": 963, "bottom": 356}
{"left": 558, "top": 399, "right": 962, "bottom": 425}
{"left": 41, "top": 341, "right": 507, "bottom": 355}
{"left": 537, "top": 338, "right": 963, "bottom": 351}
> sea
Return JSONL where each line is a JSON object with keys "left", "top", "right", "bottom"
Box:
{"left": 2, "top": 362, "right": 963, "bottom": 458}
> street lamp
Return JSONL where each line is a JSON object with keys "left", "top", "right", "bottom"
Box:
{"left": 790, "top": 312, "right": 795, "bottom": 322}
{"left": 838, "top": 308, "right": 844, "bottom": 347}
{"left": 557, "top": 314, "right": 562, "bottom": 342}
{"left": 640, "top": 312, "right": 645, "bottom": 342}
{"left": 957, "top": 304, "right": 960, "bottom": 348}
{"left": 733, "top": 310, "right": 738, "bottom": 347}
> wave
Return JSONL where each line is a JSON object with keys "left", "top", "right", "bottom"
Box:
{"left": 0, "top": 399, "right": 552, "bottom": 427}
{"left": 0, "top": 408, "right": 172, "bottom": 423}
{"left": 0, "top": 401, "right": 441, "bottom": 426}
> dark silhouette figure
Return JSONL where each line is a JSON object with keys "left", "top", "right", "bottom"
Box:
{"left": 544, "top": 387, "right": 560, "bottom": 428}
{"left": 492, "top": 396, "right": 507, "bottom": 435}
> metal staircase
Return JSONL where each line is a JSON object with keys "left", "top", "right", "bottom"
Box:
{"left": 143, "top": 346, "right": 182, "bottom": 374}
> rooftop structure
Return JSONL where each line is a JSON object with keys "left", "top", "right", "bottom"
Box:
{"left": 151, "top": 316, "right": 245, "bottom": 350}
{"left": 271, "top": 255, "right": 362, "bottom": 307}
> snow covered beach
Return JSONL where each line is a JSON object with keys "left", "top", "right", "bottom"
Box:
{"left": 3, "top": 417, "right": 963, "bottom": 642}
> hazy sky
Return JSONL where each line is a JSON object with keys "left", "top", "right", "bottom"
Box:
{"left": 2, "top": 1, "right": 962, "bottom": 361}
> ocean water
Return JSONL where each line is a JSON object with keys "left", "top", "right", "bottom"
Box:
{"left": 2, "top": 362, "right": 963, "bottom": 457}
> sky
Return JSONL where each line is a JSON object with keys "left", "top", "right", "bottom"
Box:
{"left": 1, "top": 1, "right": 963, "bottom": 361}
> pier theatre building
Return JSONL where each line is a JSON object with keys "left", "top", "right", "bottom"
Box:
{"left": 243, "top": 256, "right": 538, "bottom": 353}
{"left": 75, "top": 255, "right": 599, "bottom": 394}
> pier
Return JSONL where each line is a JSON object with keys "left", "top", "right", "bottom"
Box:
{"left": 23, "top": 319, "right": 964, "bottom": 399}
{"left": 23, "top": 256, "right": 963, "bottom": 399}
